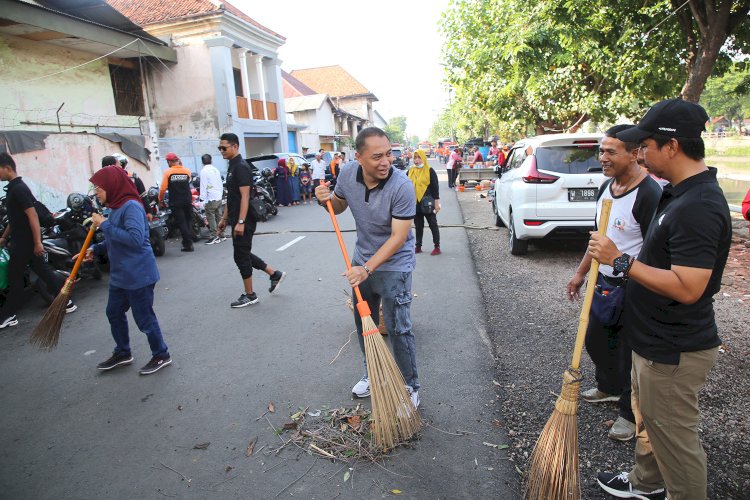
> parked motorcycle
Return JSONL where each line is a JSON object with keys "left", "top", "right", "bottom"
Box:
{"left": 145, "top": 187, "right": 168, "bottom": 256}
{"left": 252, "top": 168, "right": 278, "bottom": 220}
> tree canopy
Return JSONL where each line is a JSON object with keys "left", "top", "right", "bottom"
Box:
{"left": 439, "top": 0, "right": 749, "bottom": 137}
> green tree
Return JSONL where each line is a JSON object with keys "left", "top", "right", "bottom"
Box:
{"left": 700, "top": 64, "right": 750, "bottom": 128}
{"left": 384, "top": 116, "right": 408, "bottom": 144}
{"left": 441, "top": 0, "right": 749, "bottom": 133}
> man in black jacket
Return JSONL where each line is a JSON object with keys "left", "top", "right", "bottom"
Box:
{"left": 0, "top": 153, "right": 76, "bottom": 329}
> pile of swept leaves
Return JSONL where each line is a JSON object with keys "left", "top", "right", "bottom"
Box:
{"left": 271, "top": 404, "right": 406, "bottom": 462}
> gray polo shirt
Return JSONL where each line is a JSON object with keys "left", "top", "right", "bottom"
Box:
{"left": 334, "top": 161, "right": 416, "bottom": 272}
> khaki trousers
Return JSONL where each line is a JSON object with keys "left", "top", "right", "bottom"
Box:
{"left": 628, "top": 348, "right": 719, "bottom": 500}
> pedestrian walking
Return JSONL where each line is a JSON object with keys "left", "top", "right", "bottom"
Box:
{"left": 288, "top": 157, "right": 301, "bottom": 206}
{"left": 199, "top": 153, "right": 226, "bottom": 245}
{"left": 158, "top": 152, "right": 195, "bottom": 252}
{"left": 0, "top": 153, "right": 76, "bottom": 329}
{"left": 274, "top": 158, "right": 292, "bottom": 207}
{"left": 315, "top": 127, "right": 420, "bottom": 409}
{"left": 407, "top": 149, "right": 441, "bottom": 255}
{"left": 299, "top": 164, "right": 313, "bottom": 204}
{"left": 86, "top": 166, "right": 171, "bottom": 375}
{"left": 589, "top": 99, "right": 731, "bottom": 500}
{"left": 217, "top": 133, "right": 286, "bottom": 308}
{"left": 566, "top": 125, "right": 661, "bottom": 442}
{"left": 310, "top": 152, "right": 326, "bottom": 187}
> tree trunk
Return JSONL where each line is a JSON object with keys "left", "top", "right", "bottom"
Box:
{"left": 677, "top": 0, "right": 750, "bottom": 102}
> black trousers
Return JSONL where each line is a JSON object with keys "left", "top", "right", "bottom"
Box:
{"left": 171, "top": 204, "right": 194, "bottom": 248}
{"left": 447, "top": 169, "right": 455, "bottom": 188}
{"left": 414, "top": 205, "right": 440, "bottom": 248}
{"left": 584, "top": 289, "right": 634, "bottom": 422}
{"left": 231, "top": 223, "right": 267, "bottom": 279}
{"left": 1, "top": 240, "right": 62, "bottom": 317}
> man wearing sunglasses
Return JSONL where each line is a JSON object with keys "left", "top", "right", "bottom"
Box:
{"left": 217, "top": 134, "right": 285, "bottom": 308}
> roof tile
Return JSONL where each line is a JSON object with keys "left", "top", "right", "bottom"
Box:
{"left": 106, "top": 0, "right": 284, "bottom": 39}
{"left": 290, "top": 65, "right": 374, "bottom": 99}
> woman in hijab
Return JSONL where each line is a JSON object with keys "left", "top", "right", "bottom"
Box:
{"left": 288, "top": 157, "right": 301, "bottom": 206}
{"left": 407, "top": 149, "right": 441, "bottom": 255}
{"left": 274, "top": 158, "right": 292, "bottom": 207}
{"left": 83, "top": 166, "right": 171, "bottom": 375}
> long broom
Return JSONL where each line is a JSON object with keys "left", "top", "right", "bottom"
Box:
{"left": 324, "top": 199, "right": 421, "bottom": 451}
{"left": 30, "top": 224, "right": 97, "bottom": 351}
{"left": 524, "top": 198, "right": 613, "bottom": 500}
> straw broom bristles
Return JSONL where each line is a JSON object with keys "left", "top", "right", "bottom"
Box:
{"left": 30, "top": 224, "right": 97, "bottom": 351}
{"left": 524, "top": 199, "right": 612, "bottom": 500}
{"left": 29, "top": 279, "right": 73, "bottom": 350}
{"left": 357, "top": 304, "right": 421, "bottom": 450}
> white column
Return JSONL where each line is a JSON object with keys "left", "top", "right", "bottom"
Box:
{"left": 238, "top": 49, "right": 253, "bottom": 119}
{"left": 252, "top": 54, "right": 268, "bottom": 120}
{"left": 205, "top": 36, "right": 238, "bottom": 132}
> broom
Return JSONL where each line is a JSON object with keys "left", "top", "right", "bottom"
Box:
{"left": 30, "top": 224, "right": 97, "bottom": 351}
{"left": 324, "top": 198, "right": 421, "bottom": 451}
{"left": 524, "top": 198, "right": 613, "bottom": 500}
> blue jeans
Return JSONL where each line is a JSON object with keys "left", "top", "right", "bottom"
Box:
{"left": 106, "top": 284, "right": 168, "bottom": 358}
{"left": 352, "top": 268, "right": 419, "bottom": 391}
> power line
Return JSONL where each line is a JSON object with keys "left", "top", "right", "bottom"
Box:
{"left": 10, "top": 39, "right": 140, "bottom": 86}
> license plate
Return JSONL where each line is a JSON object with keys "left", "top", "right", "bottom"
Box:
{"left": 568, "top": 188, "right": 597, "bottom": 202}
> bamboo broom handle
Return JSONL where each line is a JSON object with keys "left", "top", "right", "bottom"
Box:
{"left": 570, "top": 198, "right": 613, "bottom": 370}
{"left": 67, "top": 225, "right": 97, "bottom": 284}
{"left": 324, "top": 199, "right": 366, "bottom": 305}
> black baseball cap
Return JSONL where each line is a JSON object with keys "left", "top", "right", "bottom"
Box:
{"left": 616, "top": 98, "right": 709, "bottom": 143}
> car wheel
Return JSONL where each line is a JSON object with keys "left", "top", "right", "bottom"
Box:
{"left": 508, "top": 211, "right": 529, "bottom": 255}
{"left": 493, "top": 197, "right": 505, "bottom": 227}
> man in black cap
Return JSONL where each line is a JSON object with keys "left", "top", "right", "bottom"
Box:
{"left": 589, "top": 98, "right": 731, "bottom": 500}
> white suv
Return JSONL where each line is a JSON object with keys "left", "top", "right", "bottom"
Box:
{"left": 491, "top": 133, "right": 605, "bottom": 255}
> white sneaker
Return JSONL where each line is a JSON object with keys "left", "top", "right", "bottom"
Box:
{"left": 205, "top": 237, "right": 221, "bottom": 245}
{"left": 352, "top": 376, "right": 370, "bottom": 397}
{"left": 406, "top": 385, "right": 420, "bottom": 409}
{"left": 0, "top": 315, "right": 18, "bottom": 329}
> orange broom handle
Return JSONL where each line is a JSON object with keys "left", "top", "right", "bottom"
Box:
{"left": 324, "top": 198, "right": 368, "bottom": 308}
{"left": 67, "top": 224, "right": 97, "bottom": 284}
{"left": 570, "top": 199, "right": 612, "bottom": 370}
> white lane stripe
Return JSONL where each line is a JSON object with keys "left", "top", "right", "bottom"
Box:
{"left": 276, "top": 236, "right": 306, "bottom": 252}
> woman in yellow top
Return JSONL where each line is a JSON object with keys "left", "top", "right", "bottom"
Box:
{"left": 407, "top": 149, "right": 441, "bottom": 255}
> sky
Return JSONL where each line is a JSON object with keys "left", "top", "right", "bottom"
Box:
{"left": 234, "top": 0, "right": 452, "bottom": 139}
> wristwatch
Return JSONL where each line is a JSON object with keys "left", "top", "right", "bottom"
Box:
{"left": 612, "top": 253, "right": 633, "bottom": 276}
{"left": 238, "top": 219, "right": 245, "bottom": 224}
{"left": 362, "top": 265, "right": 372, "bottom": 275}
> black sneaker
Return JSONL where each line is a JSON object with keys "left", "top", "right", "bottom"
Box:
{"left": 139, "top": 355, "right": 172, "bottom": 375}
{"left": 181, "top": 245, "right": 194, "bottom": 252}
{"left": 268, "top": 271, "right": 286, "bottom": 294}
{"left": 66, "top": 300, "right": 77, "bottom": 314}
{"left": 0, "top": 315, "right": 18, "bottom": 329}
{"left": 97, "top": 353, "right": 134, "bottom": 371}
{"left": 597, "top": 472, "right": 666, "bottom": 499}
{"left": 231, "top": 293, "right": 259, "bottom": 308}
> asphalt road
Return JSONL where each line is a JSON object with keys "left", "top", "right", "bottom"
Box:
{"left": 0, "top": 160, "right": 518, "bottom": 499}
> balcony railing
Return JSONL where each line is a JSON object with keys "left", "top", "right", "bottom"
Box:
{"left": 235, "top": 96, "right": 278, "bottom": 121}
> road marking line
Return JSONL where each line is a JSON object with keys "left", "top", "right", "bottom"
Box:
{"left": 276, "top": 236, "right": 306, "bottom": 252}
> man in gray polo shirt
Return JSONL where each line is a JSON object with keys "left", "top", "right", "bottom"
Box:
{"left": 315, "top": 127, "right": 420, "bottom": 409}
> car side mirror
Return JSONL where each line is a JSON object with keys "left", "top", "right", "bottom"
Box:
{"left": 494, "top": 166, "right": 502, "bottom": 178}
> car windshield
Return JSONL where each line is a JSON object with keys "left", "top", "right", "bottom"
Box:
{"left": 535, "top": 146, "right": 601, "bottom": 174}
{"left": 392, "top": 150, "right": 403, "bottom": 157}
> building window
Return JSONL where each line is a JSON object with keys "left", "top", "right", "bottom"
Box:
{"left": 109, "top": 64, "right": 145, "bottom": 116}
{"left": 233, "top": 69, "right": 244, "bottom": 97}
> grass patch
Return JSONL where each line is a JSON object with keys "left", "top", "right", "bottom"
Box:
{"left": 707, "top": 146, "right": 750, "bottom": 157}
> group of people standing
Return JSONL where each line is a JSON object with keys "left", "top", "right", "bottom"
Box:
{"left": 274, "top": 150, "right": 347, "bottom": 206}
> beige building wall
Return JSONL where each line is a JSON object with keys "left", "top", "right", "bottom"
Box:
{"left": 146, "top": 43, "right": 219, "bottom": 140}
{"left": 0, "top": 33, "right": 139, "bottom": 132}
